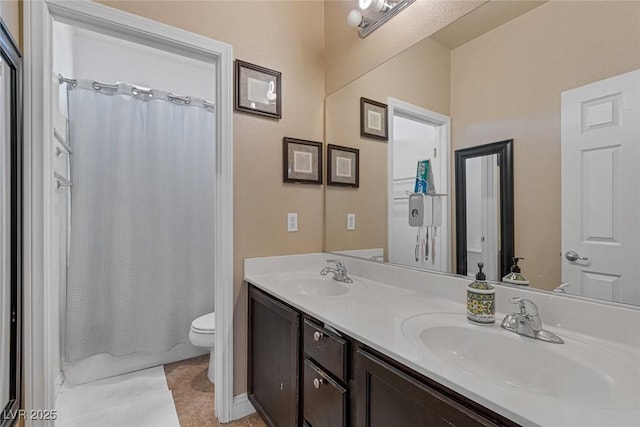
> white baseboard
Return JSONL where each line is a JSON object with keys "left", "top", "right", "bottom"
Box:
{"left": 231, "top": 393, "right": 256, "bottom": 420}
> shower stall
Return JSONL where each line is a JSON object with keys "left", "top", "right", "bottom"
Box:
{"left": 52, "top": 23, "right": 218, "bottom": 384}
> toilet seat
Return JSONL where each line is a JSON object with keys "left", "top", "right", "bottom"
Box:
{"left": 191, "top": 312, "right": 215, "bottom": 333}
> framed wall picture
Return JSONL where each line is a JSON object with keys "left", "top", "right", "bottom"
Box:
{"left": 283, "top": 138, "right": 323, "bottom": 184}
{"left": 360, "top": 97, "right": 388, "bottom": 140}
{"left": 235, "top": 60, "right": 282, "bottom": 119}
{"left": 327, "top": 144, "right": 359, "bottom": 188}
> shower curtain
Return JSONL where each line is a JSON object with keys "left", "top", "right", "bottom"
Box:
{"left": 65, "top": 80, "right": 216, "bottom": 362}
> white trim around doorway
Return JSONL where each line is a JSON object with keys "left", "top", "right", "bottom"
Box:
{"left": 22, "top": 1, "right": 236, "bottom": 424}
{"left": 387, "top": 97, "right": 451, "bottom": 272}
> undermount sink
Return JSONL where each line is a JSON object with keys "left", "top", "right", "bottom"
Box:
{"left": 272, "top": 272, "right": 364, "bottom": 297}
{"left": 401, "top": 313, "right": 640, "bottom": 408}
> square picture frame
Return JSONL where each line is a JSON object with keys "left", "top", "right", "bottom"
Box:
{"left": 360, "top": 97, "right": 388, "bottom": 140}
{"left": 283, "top": 138, "right": 323, "bottom": 185}
{"left": 235, "top": 60, "right": 282, "bottom": 119}
{"left": 327, "top": 144, "right": 359, "bottom": 188}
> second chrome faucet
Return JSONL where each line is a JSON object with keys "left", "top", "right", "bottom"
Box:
{"left": 501, "top": 297, "right": 564, "bottom": 344}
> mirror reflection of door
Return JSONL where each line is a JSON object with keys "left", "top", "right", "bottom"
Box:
{"left": 388, "top": 106, "right": 449, "bottom": 272}
{"left": 455, "top": 139, "right": 514, "bottom": 280}
{"left": 561, "top": 69, "right": 640, "bottom": 304}
{"left": 465, "top": 154, "right": 500, "bottom": 280}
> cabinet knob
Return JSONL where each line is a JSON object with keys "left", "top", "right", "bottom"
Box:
{"left": 313, "top": 378, "right": 325, "bottom": 389}
{"left": 313, "top": 331, "right": 324, "bottom": 342}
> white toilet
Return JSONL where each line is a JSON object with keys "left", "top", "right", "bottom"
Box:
{"left": 189, "top": 312, "right": 216, "bottom": 382}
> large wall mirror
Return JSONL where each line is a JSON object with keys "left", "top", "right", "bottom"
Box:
{"left": 324, "top": 1, "right": 640, "bottom": 307}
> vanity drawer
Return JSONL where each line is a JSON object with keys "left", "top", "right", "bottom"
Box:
{"left": 303, "top": 319, "right": 348, "bottom": 382}
{"left": 304, "top": 359, "right": 348, "bottom": 427}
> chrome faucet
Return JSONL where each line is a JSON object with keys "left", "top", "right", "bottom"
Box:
{"left": 320, "top": 259, "right": 353, "bottom": 283}
{"left": 553, "top": 282, "right": 571, "bottom": 294}
{"left": 501, "top": 297, "right": 564, "bottom": 344}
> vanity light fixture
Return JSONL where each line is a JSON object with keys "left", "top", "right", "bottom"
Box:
{"left": 347, "top": 0, "right": 415, "bottom": 38}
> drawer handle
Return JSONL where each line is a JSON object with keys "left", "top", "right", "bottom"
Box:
{"left": 313, "top": 378, "right": 325, "bottom": 389}
{"left": 313, "top": 331, "right": 324, "bottom": 342}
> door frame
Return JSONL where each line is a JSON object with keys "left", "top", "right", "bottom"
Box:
{"left": 387, "top": 97, "right": 451, "bottom": 272}
{"left": 0, "top": 17, "right": 22, "bottom": 427}
{"left": 23, "top": 1, "right": 235, "bottom": 424}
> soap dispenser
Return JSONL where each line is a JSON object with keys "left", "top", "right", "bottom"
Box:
{"left": 467, "top": 262, "right": 495, "bottom": 325}
{"left": 502, "top": 257, "right": 530, "bottom": 286}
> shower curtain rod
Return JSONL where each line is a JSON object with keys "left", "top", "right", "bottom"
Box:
{"left": 57, "top": 73, "right": 216, "bottom": 111}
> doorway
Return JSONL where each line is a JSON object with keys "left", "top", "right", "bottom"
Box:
{"left": 387, "top": 98, "right": 450, "bottom": 272}
{"left": 23, "top": 1, "right": 234, "bottom": 424}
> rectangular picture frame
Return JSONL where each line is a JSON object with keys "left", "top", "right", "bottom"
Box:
{"left": 283, "top": 137, "right": 323, "bottom": 185}
{"left": 360, "top": 97, "right": 388, "bottom": 140}
{"left": 235, "top": 59, "right": 282, "bottom": 119}
{"left": 327, "top": 144, "right": 359, "bottom": 188}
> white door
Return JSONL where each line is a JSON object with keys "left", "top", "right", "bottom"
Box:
{"left": 388, "top": 109, "right": 449, "bottom": 272}
{"left": 561, "top": 69, "right": 640, "bottom": 305}
{"left": 464, "top": 155, "right": 499, "bottom": 280}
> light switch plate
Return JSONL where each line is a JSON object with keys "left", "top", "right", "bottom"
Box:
{"left": 287, "top": 213, "right": 298, "bottom": 232}
{"left": 347, "top": 213, "right": 356, "bottom": 231}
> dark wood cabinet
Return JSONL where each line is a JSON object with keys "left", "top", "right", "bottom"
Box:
{"left": 303, "top": 319, "right": 348, "bottom": 382}
{"left": 303, "top": 358, "right": 348, "bottom": 427}
{"left": 248, "top": 286, "right": 300, "bottom": 427}
{"left": 302, "top": 319, "right": 350, "bottom": 426}
{"left": 247, "top": 284, "right": 519, "bottom": 427}
{"left": 355, "top": 348, "right": 501, "bottom": 427}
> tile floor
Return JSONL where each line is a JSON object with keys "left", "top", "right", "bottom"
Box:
{"left": 164, "top": 355, "right": 267, "bottom": 427}
{"left": 55, "top": 355, "right": 266, "bottom": 427}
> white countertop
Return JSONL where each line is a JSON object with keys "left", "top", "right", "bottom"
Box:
{"left": 244, "top": 253, "right": 640, "bottom": 427}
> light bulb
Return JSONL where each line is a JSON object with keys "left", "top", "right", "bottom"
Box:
{"left": 359, "top": 0, "right": 373, "bottom": 10}
{"left": 347, "top": 9, "right": 364, "bottom": 28}
{"left": 360, "top": 0, "right": 391, "bottom": 12}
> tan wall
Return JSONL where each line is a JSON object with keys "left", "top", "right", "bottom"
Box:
{"left": 0, "top": 0, "right": 20, "bottom": 46}
{"left": 325, "top": 37, "right": 450, "bottom": 253}
{"left": 324, "top": 0, "right": 485, "bottom": 95}
{"left": 451, "top": 0, "right": 640, "bottom": 290}
{"left": 100, "top": 0, "right": 325, "bottom": 394}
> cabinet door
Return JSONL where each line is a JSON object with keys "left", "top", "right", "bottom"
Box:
{"left": 303, "top": 319, "right": 348, "bottom": 382}
{"left": 303, "top": 358, "right": 347, "bottom": 427}
{"left": 355, "top": 349, "right": 500, "bottom": 427}
{"left": 248, "top": 286, "right": 300, "bottom": 427}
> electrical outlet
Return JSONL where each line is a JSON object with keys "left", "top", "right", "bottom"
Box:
{"left": 347, "top": 213, "right": 356, "bottom": 231}
{"left": 287, "top": 213, "right": 298, "bottom": 232}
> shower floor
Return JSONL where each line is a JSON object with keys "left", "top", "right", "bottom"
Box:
{"left": 55, "top": 355, "right": 265, "bottom": 427}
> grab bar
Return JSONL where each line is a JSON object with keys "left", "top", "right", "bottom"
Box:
{"left": 54, "top": 172, "right": 72, "bottom": 189}
{"left": 54, "top": 129, "right": 73, "bottom": 156}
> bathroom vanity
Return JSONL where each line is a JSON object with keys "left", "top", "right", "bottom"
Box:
{"left": 248, "top": 284, "right": 515, "bottom": 427}
{"left": 245, "top": 253, "right": 640, "bottom": 427}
